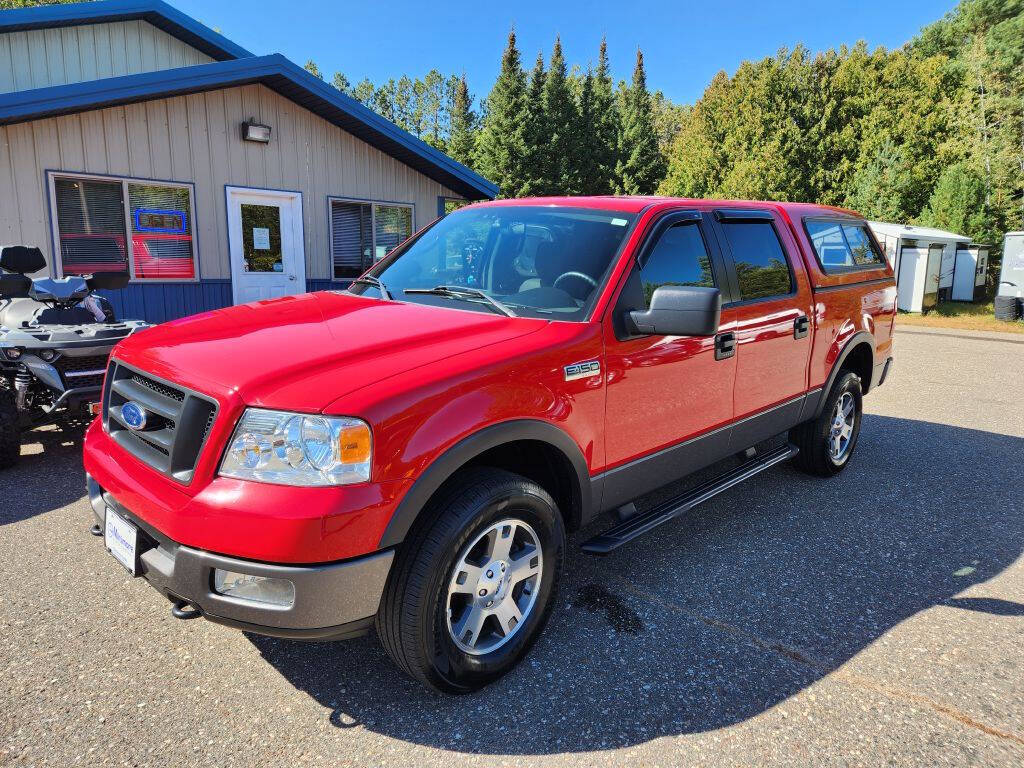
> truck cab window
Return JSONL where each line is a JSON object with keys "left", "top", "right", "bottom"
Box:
{"left": 721, "top": 220, "right": 793, "bottom": 300}
{"left": 638, "top": 222, "right": 715, "bottom": 307}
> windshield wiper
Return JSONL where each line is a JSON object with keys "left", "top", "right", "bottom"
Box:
{"left": 349, "top": 275, "right": 392, "bottom": 300}
{"left": 404, "top": 285, "right": 517, "bottom": 317}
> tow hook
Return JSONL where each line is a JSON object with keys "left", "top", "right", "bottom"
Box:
{"left": 171, "top": 599, "right": 203, "bottom": 620}
{"left": 89, "top": 523, "right": 102, "bottom": 536}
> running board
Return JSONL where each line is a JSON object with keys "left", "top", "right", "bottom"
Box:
{"left": 581, "top": 443, "right": 799, "bottom": 555}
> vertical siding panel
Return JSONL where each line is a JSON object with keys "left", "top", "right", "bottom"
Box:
{"left": 0, "top": 35, "right": 13, "bottom": 92}
{"left": 221, "top": 87, "right": 247, "bottom": 185}
{"left": 77, "top": 25, "right": 98, "bottom": 84}
{"left": 55, "top": 114, "right": 85, "bottom": 171}
{"left": 108, "top": 21, "right": 128, "bottom": 77}
{"left": 44, "top": 29, "right": 64, "bottom": 88}
{"left": 26, "top": 30, "right": 49, "bottom": 89}
{"left": 137, "top": 21, "right": 157, "bottom": 73}
{"left": 124, "top": 21, "right": 143, "bottom": 74}
{"left": 124, "top": 103, "right": 152, "bottom": 178}
{"left": 204, "top": 91, "right": 232, "bottom": 279}
{"left": 261, "top": 87, "right": 283, "bottom": 187}
{"left": 0, "top": 127, "right": 20, "bottom": 244}
{"left": 8, "top": 124, "right": 47, "bottom": 264}
{"left": 9, "top": 33, "right": 33, "bottom": 92}
{"left": 60, "top": 28, "right": 81, "bottom": 86}
{"left": 166, "top": 96, "right": 192, "bottom": 182}
{"left": 240, "top": 85, "right": 266, "bottom": 187}
{"left": 185, "top": 93, "right": 218, "bottom": 278}
{"left": 79, "top": 111, "right": 108, "bottom": 172}
{"left": 102, "top": 107, "right": 131, "bottom": 176}
{"left": 93, "top": 24, "right": 113, "bottom": 80}
{"left": 145, "top": 101, "right": 172, "bottom": 180}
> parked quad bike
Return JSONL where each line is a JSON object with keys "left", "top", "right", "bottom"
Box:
{"left": 0, "top": 245, "right": 149, "bottom": 468}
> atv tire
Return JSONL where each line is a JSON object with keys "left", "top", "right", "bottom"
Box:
{"left": 0, "top": 387, "right": 21, "bottom": 469}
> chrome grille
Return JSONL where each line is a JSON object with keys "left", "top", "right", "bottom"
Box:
{"left": 102, "top": 360, "right": 217, "bottom": 484}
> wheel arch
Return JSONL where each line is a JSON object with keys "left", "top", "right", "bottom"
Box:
{"left": 378, "top": 420, "right": 595, "bottom": 549}
{"left": 812, "top": 331, "right": 875, "bottom": 418}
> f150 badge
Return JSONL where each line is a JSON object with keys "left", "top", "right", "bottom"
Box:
{"left": 564, "top": 360, "right": 601, "bottom": 382}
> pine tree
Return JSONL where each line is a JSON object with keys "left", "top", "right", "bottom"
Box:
{"left": 475, "top": 29, "right": 530, "bottom": 197}
{"left": 303, "top": 59, "right": 323, "bottom": 80}
{"left": 576, "top": 69, "right": 605, "bottom": 194}
{"left": 592, "top": 38, "right": 621, "bottom": 194}
{"left": 520, "top": 53, "right": 549, "bottom": 196}
{"left": 448, "top": 74, "right": 477, "bottom": 167}
{"left": 542, "top": 37, "right": 580, "bottom": 194}
{"left": 352, "top": 78, "right": 375, "bottom": 107}
{"left": 331, "top": 72, "right": 352, "bottom": 94}
{"left": 615, "top": 49, "right": 666, "bottom": 194}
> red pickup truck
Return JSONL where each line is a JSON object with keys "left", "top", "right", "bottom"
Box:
{"left": 84, "top": 197, "right": 895, "bottom": 692}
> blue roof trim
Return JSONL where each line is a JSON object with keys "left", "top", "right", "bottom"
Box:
{"left": 0, "top": 0, "right": 252, "bottom": 61}
{"left": 0, "top": 54, "right": 498, "bottom": 200}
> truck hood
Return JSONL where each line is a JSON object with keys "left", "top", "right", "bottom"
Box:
{"left": 114, "top": 291, "right": 547, "bottom": 412}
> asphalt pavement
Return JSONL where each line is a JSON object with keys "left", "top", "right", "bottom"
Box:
{"left": 1, "top": 327, "right": 1022, "bottom": 767}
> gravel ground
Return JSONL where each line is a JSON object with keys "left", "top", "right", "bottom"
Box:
{"left": 2, "top": 327, "right": 1022, "bottom": 767}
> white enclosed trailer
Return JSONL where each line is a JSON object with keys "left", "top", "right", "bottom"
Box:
{"left": 868, "top": 222, "right": 971, "bottom": 312}
{"left": 998, "top": 232, "right": 1024, "bottom": 297}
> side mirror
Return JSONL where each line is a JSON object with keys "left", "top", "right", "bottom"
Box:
{"left": 628, "top": 285, "right": 721, "bottom": 337}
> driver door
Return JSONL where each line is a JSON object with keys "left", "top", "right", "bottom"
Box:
{"left": 600, "top": 210, "right": 737, "bottom": 508}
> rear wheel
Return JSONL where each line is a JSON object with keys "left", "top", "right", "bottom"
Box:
{"left": 790, "top": 371, "right": 863, "bottom": 476}
{"left": 0, "top": 387, "right": 21, "bottom": 469}
{"left": 376, "top": 468, "right": 564, "bottom": 693}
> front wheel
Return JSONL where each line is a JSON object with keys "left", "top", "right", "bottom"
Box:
{"left": 376, "top": 468, "right": 565, "bottom": 693}
{"left": 0, "top": 387, "right": 21, "bottom": 469}
{"left": 790, "top": 371, "right": 863, "bottom": 476}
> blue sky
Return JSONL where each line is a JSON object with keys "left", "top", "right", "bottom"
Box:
{"left": 174, "top": 0, "right": 957, "bottom": 105}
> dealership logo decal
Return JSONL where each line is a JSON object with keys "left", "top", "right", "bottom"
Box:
{"left": 120, "top": 401, "right": 148, "bottom": 431}
{"left": 564, "top": 360, "right": 601, "bottom": 382}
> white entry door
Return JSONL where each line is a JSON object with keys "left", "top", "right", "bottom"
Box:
{"left": 226, "top": 186, "right": 306, "bottom": 305}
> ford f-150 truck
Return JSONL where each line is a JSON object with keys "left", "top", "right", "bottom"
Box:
{"left": 84, "top": 196, "right": 896, "bottom": 692}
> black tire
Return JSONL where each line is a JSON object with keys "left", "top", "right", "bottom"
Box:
{"left": 376, "top": 467, "right": 565, "bottom": 693}
{"left": 790, "top": 371, "right": 863, "bottom": 477}
{"left": 0, "top": 387, "right": 21, "bottom": 470}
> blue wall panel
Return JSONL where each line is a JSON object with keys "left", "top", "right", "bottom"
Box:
{"left": 97, "top": 279, "right": 351, "bottom": 325}
{"left": 98, "top": 280, "right": 232, "bottom": 324}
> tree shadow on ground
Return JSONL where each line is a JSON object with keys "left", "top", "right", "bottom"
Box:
{"left": 0, "top": 422, "right": 89, "bottom": 525}
{"left": 249, "top": 414, "right": 1023, "bottom": 754}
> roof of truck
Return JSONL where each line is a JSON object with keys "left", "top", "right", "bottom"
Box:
{"left": 472, "top": 196, "right": 864, "bottom": 219}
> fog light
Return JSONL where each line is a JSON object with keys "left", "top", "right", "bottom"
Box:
{"left": 213, "top": 569, "right": 295, "bottom": 607}
{"left": 2, "top": 348, "right": 22, "bottom": 360}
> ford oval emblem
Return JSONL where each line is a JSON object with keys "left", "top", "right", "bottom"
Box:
{"left": 120, "top": 401, "right": 148, "bottom": 431}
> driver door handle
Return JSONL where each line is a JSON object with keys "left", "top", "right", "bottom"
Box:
{"left": 715, "top": 331, "right": 735, "bottom": 361}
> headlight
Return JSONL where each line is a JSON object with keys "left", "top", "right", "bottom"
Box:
{"left": 219, "top": 409, "right": 371, "bottom": 486}
{"left": 2, "top": 348, "right": 22, "bottom": 361}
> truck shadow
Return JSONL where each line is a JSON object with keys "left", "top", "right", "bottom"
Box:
{"left": 248, "top": 414, "right": 1024, "bottom": 755}
{"left": 0, "top": 423, "right": 88, "bottom": 525}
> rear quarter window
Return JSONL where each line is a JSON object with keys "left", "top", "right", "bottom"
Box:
{"left": 805, "top": 219, "right": 886, "bottom": 272}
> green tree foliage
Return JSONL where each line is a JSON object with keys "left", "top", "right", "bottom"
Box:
{"left": 303, "top": 60, "right": 323, "bottom": 80}
{"left": 590, "top": 38, "right": 622, "bottom": 195}
{"left": 447, "top": 74, "right": 477, "bottom": 167}
{"left": 0, "top": 0, "right": 84, "bottom": 7}
{"left": 540, "top": 37, "right": 580, "bottom": 194}
{"left": 616, "top": 50, "right": 666, "bottom": 195}
{"left": 920, "top": 162, "right": 991, "bottom": 240}
{"left": 520, "top": 53, "right": 549, "bottom": 196}
{"left": 475, "top": 30, "right": 531, "bottom": 197}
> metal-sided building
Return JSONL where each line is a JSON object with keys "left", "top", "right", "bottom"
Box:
{"left": 0, "top": 0, "right": 497, "bottom": 324}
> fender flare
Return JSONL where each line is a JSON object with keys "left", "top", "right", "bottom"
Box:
{"left": 377, "top": 419, "right": 595, "bottom": 549}
{"left": 811, "top": 330, "right": 875, "bottom": 418}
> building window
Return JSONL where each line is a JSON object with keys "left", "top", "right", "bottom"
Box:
{"left": 49, "top": 172, "right": 198, "bottom": 281}
{"left": 330, "top": 199, "right": 413, "bottom": 279}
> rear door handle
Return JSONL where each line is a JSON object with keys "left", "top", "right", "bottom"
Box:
{"left": 715, "top": 331, "right": 736, "bottom": 360}
{"left": 794, "top": 315, "right": 810, "bottom": 339}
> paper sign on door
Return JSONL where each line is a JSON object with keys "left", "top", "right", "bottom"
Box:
{"left": 253, "top": 227, "right": 270, "bottom": 250}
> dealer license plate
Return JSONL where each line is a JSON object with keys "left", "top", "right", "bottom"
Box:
{"left": 104, "top": 507, "right": 139, "bottom": 576}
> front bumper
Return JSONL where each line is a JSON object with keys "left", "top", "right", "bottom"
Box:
{"left": 87, "top": 474, "right": 393, "bottom": 640}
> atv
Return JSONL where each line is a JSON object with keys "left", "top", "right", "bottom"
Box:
{"left": 0, "top": 245, "right": 149, "bottom": 468}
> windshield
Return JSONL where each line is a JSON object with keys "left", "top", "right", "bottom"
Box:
{"left": 348, "top": 206, "right": 637, "bottom": 320}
